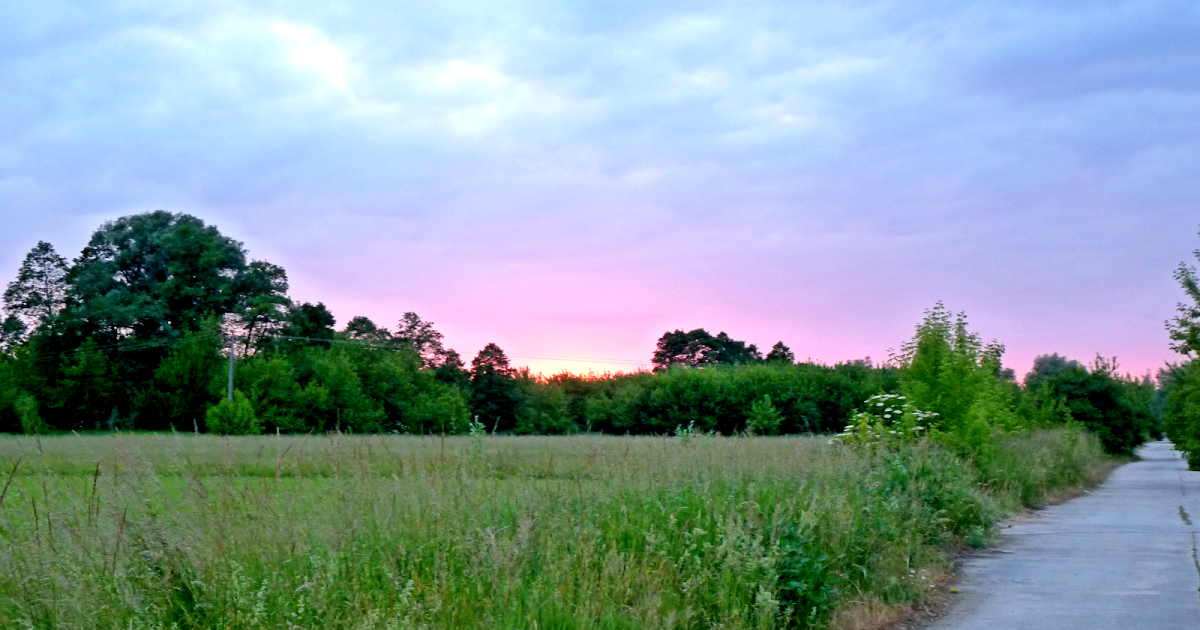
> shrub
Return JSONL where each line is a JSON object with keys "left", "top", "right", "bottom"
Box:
{"left": 746, "top": 395, "right": 784, "bottom": 435}
{"left": 406, "top": 388, "right": 470, "bottom": 434}
{"left": 14, "top": 392, "right": 46, "bottom": 435}
{"left": 1024, "top": 362, "right": 1149, "bottom": 456}
{"left": 836, "top": 393, "right": 936, "bottom": 449}
{"left": 1162, "top": 361, "right": 1200, "bottom": 469}
{"left": 205, "top": 391, "right": 261, "bottom": 435}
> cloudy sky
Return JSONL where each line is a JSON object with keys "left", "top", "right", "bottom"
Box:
{"left": 2, "top": 0, "right": 1197, "bottom": 376}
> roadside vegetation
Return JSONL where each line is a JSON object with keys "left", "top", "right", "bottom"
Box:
{"left": 1162, "top": 227, "right": 1200, "bottom": 469}
{"left": 0, "top": 211, "right": 1161, "bottom": 628}
{"left": 0, "top": 429, "right": 1109, "bottom": 630}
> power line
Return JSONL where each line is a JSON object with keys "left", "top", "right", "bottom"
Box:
{"left": 506, "top": 353, "right": 645, "bottom": 365}
{"left": 10, "top": 331, "right": 650, "bottom": 370}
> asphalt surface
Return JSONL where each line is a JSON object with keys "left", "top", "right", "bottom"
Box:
{"left": 926, "top": 440, "right": 1200, "bottom": 630}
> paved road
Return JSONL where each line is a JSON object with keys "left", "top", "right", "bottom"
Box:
{"left": 927, "top": 440, "right": 1200, "bottom": 630}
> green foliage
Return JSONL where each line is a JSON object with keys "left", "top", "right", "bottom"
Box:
{"left": 766, "top": 341, "right": 795, "bottom": 364}
{"left": 14, "top": 392, "right": 45, "bottom": 435}
{"left": 54, "top": 338, "right": 119, "bottom": 431}
{"left": 394, "top": 311, "right": 449, "bottom": 367}
{"left": 138, "top": 325, "right": 224, "bottom": 431}
{"left": 279, "top": 302, "right": 336, "bottom": 350}
{"left": 1163, "top": 230, "right": 1200, "bottom": 464}
{"left": 205, "top": 391, "right": 261, "bottom": 435}
{"left": 1019, "top": 358, "right": 1150, "bottom": 456}
{"left": 1162, "top": 361, "right": 1200, "bottom": 469}
{"left": 0, "top": 430, "right": 1108, "bottom": 629}
{"left": 891, "top": 304, "right": 1151, "bottom": 457}
{"left": 1167, "top": 230, "right": 1200, "bottom": 356}
{"left": 580, "top": 362, "right": 898, "bottom": 436}
{"left": 3, "top": 240, "right": 68, "bottom": 329}
{"left": 890, "top": 303, "right": 1038, "bottom": 456}
{"left": 68, "top": 212, "right": 261, "bottom": 335}
{"left": 469, "top": 343, "right": 521, "bottom": 432}
{"left": 0, "top": 360, "right": 19, "bottom": 433}
{"left": 774, "top": 526, "right": 838, "bottom": 627}
{"left": 836, "top": 393, "right": 935, "bottom": 449}
{"left": 406, "top": 387, "right": 470, "bottom": 434}
{"left": 236, "top": 356, "right": 305, "bottom": 433}
{"left": 746, "top": 394, "right": 784, "bottom": 435}
{"left": 515, "top": 377, "right": 576, "bottom": 435}
{"left": 893, "top": 303, "right": 1006, "bottom": 433}
{"left": 0, "top": 315, "right": 24, "bottom": 350}
{"left": 233, "top": 261, "right": 291, "bottom": 351}
{"left": 652, "top": 328, "right": 763, "bottom": 370}
{"left": 342, "top": 315, "right": 390, "bottom": 342}
{"left": 3, "top": 212, "right": 291, "bottom": 425}
{"left": 299, "top": 347, "right": 385, "bottom": 432}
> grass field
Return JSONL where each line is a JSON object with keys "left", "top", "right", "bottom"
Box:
{"left": 0, "top": 430, "right": 1110, "bottom": 629}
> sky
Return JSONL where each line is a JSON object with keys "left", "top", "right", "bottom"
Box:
{"left": 1, "top": 0, "right": 1198, "bottom": 378}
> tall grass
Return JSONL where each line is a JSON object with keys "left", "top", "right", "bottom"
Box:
{"left": 0, "top": 429, "right": 1108, "bottom": 629}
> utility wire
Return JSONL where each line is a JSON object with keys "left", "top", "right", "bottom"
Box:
{"left": 12, "top": 331, "right": 648, "bottom": 369}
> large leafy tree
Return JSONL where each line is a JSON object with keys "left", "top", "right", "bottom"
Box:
{"left": 651, "top": 329, "right": 762, "bottom": 370}
{"left": 20, "top": 212, "right": 289, "bottom": 426}
{"left": 344, "top": 316, "right": 391, "bottom": 342}
{"left": 3, "top": 241, "right": 69, "bottom": 329}
{"left": 1023, "top": 354, "right": 1083, "bottom": 389}
{"left": 281, "top": 302, "right": 336, "bottom": 348}
{"left": 234, "top": 261, "right": 290, "bottom": 354}
{"left": 66, "top": 211, "right": 266, "bottom": 339}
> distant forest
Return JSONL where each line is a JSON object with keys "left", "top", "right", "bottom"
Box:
{"left": 0, "top": 212, "right": 1161, "bottom": 451}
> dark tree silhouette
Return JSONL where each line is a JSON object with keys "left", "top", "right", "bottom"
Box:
{"left": 652, "top": 329, "right": 762, "bottom": 370}
{"left": 469, "top": 343, "right": 520, "bottom": 431}
{"left": 766, "top": 341, "right": 795, "bottom": 364}
{"left": 3, "top": 241, "right": 69, "bottom": 329}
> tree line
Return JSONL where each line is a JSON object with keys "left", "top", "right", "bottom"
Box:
{"left": 0, "top": 212, "right": 1160, "bottom": 450}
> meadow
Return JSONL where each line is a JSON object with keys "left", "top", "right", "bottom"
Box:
{"left": 0, "top": 429, "right": 1110, "bottom": 630}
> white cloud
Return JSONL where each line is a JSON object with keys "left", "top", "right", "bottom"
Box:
{"left": 0, "top": 0, "right": 1197, "bottom": 374}
{"left": 270, "top": 22, "right": 352, "bottom": 91}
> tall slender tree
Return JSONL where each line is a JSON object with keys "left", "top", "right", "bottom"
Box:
{"left": 3, "top": 241, "right": 69, "bottom": 329}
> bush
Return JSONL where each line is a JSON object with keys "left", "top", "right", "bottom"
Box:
{"left": 836, "top": 393, "right": 936, "bottom": 449}
{"left": 406, "top": 387, "right": 470, "bottom": 434}
{"left": 14, "top": 392, "right": 46, "bottom": 435}
{"left": 746, "top": 394, "right": 784, "bottom": 435}
{"left": 1023, "top": 362, "right": 1149, "bottom": 456}
{"left": 1162, "top": 361, "right": 1200, "bottom": 469}
{"left": 205, "top": 391, "right": 261, "bottom": 435}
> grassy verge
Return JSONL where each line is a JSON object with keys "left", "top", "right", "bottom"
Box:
{"left": 0, "top": 429, "right": 1109, "bottom": 629}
